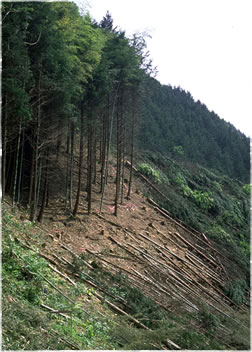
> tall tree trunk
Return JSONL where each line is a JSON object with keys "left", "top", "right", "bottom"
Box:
{"left": 100, "top": 84, "right": 120, "bottom": 213}
{"left": 36, "top": 152, "right": 43, "bottom": 210}
{"left": 127, "top": 94, "right": 136, "bottom": 199}
{"left": 12, "top": 118, "right": 22, "bottom": 205}
{"left": 30, "top": 71, "right": 41, "bottom": 221}
{"left": 2, "top": 94, "right": 8, "bottom": 201}
{"left": 114, "top": 95, "right": 123, "bottom": 216}
{"left": 69, "top": 122, "right": 75, "bottom": 211}
{"left": 73, "top": 104, "right": 84, "bottom": 216}
{"left": 92, "top": 125, "right": 97, "bottom": 185}
{"left": 17, "top": 127, "right": 25, "bottom": 204}
{"left": 100, "top": 108, "right": 109, "bottom": 193}
{"left": 121, "top": 112, "right": 126, "bottom": 204}
{"left": 65, "top": 122, "right": 70, "bottom": 209}
{"left": 87, "top": 112, "right": 93, "bottom": 214}
{"left": 28, "top": 145, "right": 35, "bottom": 206}
{"left": 37, "top": 150, "right": 49, "bottom": 222}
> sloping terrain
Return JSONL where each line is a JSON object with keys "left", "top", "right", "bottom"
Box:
{"left": 3, "top": 155, "right": 250, "bottom": 350}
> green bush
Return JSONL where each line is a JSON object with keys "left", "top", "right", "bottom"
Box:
{"left": 197, "top": 304, "right": 220, "bottom": 333}
{"left": 224, "top": 280, "right": 247, "bottom": 306}
{"left": 138, "top": 163, "right": 162, "bottom": 184}
{"left": 242, "top": 184, "right": 250, "bottom": 195}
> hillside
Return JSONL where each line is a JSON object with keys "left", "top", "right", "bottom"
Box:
{"left": 138, "top": 76, "right": 250, "bottom": 183}
{"left": 2, "top": 149, "right": 250, "bottom": 350}
{"left": 2, "top": 3, "right": 250, "bottom": 349}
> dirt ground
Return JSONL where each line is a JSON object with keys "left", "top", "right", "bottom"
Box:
{"left": 11, "top": 160, "right": 247, "bottom": 318}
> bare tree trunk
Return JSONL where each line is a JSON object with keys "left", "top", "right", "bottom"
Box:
{"left": 100, "top": 84, "right": 120, "bottom": 213}
{"left": 36, "top": 152, "right": 43, "bottom": 210}
{"left": 28, "top": 145, "right": 35, "bottom": 206}
{"left": 17, "top": 127, "right": 25, "bottom": 204}
{"left": 30, "top": 71, "right": 41, "bottom": 221}
{"left": 12, "top": 118, "right": 22, "bottom": 205}
{"left": 100, "top": 108, "right": 109, "bottom": 193}
{"left": 92, "top": 125, "right": 97, "bottom": 185}
{"left": 87, "top": 112, "right": 93, "bottom": 215}
{"left": 73, "top": 104, "right": 84, "bottom": 216}
{"left": 65, "top": 122, "right": 70, "bottom": 209}
{"left": 114, "top": 95, "right": 123, "bottom": 216}
{"left": 69, "top": 122, "right": 75, "bottom": 211}
{"left": 2, "top": 94, "right": 8, "bottom": 201}
{"left": 127, "top": 94, "right": 136, "bottom": 199}
{"left": 120, "top": 112, "right": 126, "bottom": 204}
{"left": 37, "top": 150, "right": 49, "bottom": 222}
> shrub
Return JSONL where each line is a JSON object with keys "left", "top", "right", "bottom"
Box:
{"left": 197, "top": 304, "right": 220, "bottom": 333}
{"left": 242, "top": 184, "right": 250, "bottom": 195}
{"left": 173, "top": 145, "right": 184, "bottom": 157}
{"left": 224, "top": 280, "right": 247, "bottom": 306}
{"left": 138, "top": 163, "right": 162, "bottom": 184}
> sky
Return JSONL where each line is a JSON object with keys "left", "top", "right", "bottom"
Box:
{"left": 76, "top": 0, "right": 252, "bottom": 137}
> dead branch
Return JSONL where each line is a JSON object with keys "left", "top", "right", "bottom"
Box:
{"left": 40, "top": 303, "right": 72, "bottom": 320}
{"left": 40, "top": 327, "right": 79, "bottom": 349}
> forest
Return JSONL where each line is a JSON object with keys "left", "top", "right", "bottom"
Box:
{"left": 2, "top": 2, "right": 155, "bottom": 220}
{"left": 2, "top": 1, "right": 250, "bottom": 222}
{"left": 138, "top": 77, "right": 250, "bottom": 183}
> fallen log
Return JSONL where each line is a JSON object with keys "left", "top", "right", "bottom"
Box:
{"left": 108, "top": 235, "right": 145, "bottom": 263}
{"left": 172, "top": 231, "right": 219, "bottom": 268}
{"left": 91, "top": 290, "right": 151, "bottom": 330}
{"left": 40, "top": 327, "right": 79, "bottom": 350}
{"left": 61, "top": 244, "right": 93, "bottom": 269}
{"left": 48, "top": 264, "right": 77, "bottom": 286}
{"left": 147, "top": 198, "right": 227, "bottom": 260}
{"left": 40, "top": 303, "right": 72, "bottom": 319}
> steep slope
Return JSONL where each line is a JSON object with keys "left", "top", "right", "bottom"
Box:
{"left": 138, "top": 76, "right": 250, "bottom": 183}
{"left": 3, "top": 151, "right": 250, "bottom": 349}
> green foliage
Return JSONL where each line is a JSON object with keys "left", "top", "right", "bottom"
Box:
{"left": 2, "top": 205, "right": 119, "bottom": 350}
{"left": 138, "top": 162, "right": 162, "bottom": 184}
{"left": 242, "top": 183, "right": 250, "bottom": 195}
{"left": 190, "top": 189, "right": 214, "bottom": 210}
{"left": 224, "top": 280, "right": 248, "bottom": 306}
{"left": 207, "top": 225, "right": 232, "bottom": 242}
{"left": 197, "top": 304, "right": 220, "bottom": 333}
{"left": 175, "top": 173, "right": 214, "bottom": 210}
{"left": 137, "top": 75, "right": 250, "bottom": 183}
{"left": 173, "top": 145, "right": 184, "bottom": 157}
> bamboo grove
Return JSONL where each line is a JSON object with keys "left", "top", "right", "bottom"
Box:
{"left": 2, "top": 2, "right": 155, "bottom": 221}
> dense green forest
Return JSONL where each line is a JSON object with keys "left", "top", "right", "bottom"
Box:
{"left": 2, "top": 1, "right": 250, "bottom": 219}
{"left": 2, "top": 2, "right": 153, "bottom": 219}
{"left": 138, "top": 77, "right": 250, "bottom": 183}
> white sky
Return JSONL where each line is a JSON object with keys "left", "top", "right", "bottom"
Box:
{"left": 79, "top": 0, "right": 252, "bottom": 137}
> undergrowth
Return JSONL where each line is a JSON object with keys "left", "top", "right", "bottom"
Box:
{"left": 2, "top": 205, "right": 119, "bottom": 350}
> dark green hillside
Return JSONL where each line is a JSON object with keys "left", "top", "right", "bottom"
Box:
{"left": 138, "top": 76, "right": 250, "bottom": 183}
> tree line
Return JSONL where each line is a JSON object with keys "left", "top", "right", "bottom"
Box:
{"left": 2, "top": 2, "right": 154, "bottom": 221}
{"left": 3, "top": 2, "right": 249, "bottom": 224}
